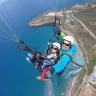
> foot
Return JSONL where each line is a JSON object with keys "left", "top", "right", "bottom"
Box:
{"left": 28, "top": 53, "right": 32, "bottom": 58}
{"left": 26, "top": 57, "right": 31, "bottom": 63}
{"left": 36, "top": 76, "right": 42, "bottom": 80}
{"left": 35, "top": 63, "right": 38, "bottom": 68}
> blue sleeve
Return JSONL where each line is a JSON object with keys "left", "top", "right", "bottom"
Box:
{"left": 53, "top": 55, "right": 70, "bottom": 74}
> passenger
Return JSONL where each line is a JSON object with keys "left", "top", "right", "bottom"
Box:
{"left": 46, "top": 42, "right": 60, "bottom": 64}
{"left": 36, "top": 42, "right": 61, "bottom": 80}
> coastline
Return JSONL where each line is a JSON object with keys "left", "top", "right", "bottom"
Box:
{"left": 28, "top": 1, "right": 96, "bottom": 96}
{"left": 29, "top": 13, "right": 82, "bottom": 95}
{"left": 29, "top": 10, "right": 54, "bottom": 26}
{"left": 65, "top": 77, "right": 77, "bottom": 96}
{"left": 28, "top": 7, "right": 85, "bottom": 96}
{"left": 29, "top": 10, "right": 64, "bottom": 26}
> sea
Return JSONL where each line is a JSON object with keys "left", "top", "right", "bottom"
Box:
{"left": 0, "top": 0, "right": 92, "bottom": 96}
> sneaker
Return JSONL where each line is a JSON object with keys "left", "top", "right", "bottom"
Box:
{"left": 26, "top": 57, "right": 31, "bottom": 63}
{"left": 35, "top": 63, "right": 38, "bottom": 68}
{"left": 28, "top": 53, "right": 32, "bottom": 58}
{"left": 36, "top": 76, "right": 42, "bottom": 80}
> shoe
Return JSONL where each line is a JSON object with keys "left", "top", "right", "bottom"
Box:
{"left": 36, "top": 76, "right": 42, "bottom": 80}
{"left": 35, "top": 63, "right": 38, "bottom": 68}
{"left": 28, "top": 53, "right": 32, "bottom": 58}
{"left": 26, "top": 57, "right": 31, "bottom": 63}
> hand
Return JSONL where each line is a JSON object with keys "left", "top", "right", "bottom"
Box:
{"left": 47, "top": 54, "right": 53, "bottom": 59}
{"left": 48, "top": 41, "right": 51, "bottom": 45}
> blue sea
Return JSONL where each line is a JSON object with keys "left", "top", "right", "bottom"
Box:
{"left": 0, "top": 0, "right": 92, "bottom": 96}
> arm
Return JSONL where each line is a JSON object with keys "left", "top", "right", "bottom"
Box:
{"left": 59, "top": 32, "right": 66, "bottom": 39}
{"left": 53, "top": 55, "right": 70, "bottom": 74}
{"left": 18, "top": 46, "right": 32, "bottom": 52}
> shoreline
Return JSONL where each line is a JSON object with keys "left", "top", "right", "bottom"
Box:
{"left": 65, "top": 77, "right": 77, "bottom": 96}
{"left": 28, "top": 1, "right": 96, "bottom": 96}
{"left": 29, "top": 10, "right": 85, "bottom": 96}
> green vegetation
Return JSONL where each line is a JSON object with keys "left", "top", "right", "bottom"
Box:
{"left": 66, "top": 6, "right": 96, "bottom": 95}
{"left": 71, "top": 67, "right": 86, "bottom": 96}
{"left": 73, "top": 7, "right": 96, "bottom": 75}
{"left": 74, "top": 7, "right": 96, "bottom": 35}
{"left": 89, "top": 82, "right": 96, "bottom": 89}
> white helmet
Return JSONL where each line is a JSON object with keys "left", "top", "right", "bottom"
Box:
{"left": 52, "top": 42, "right": 61, "bottom": 50}
{"left": 63, "top": 36, "right": 74, "bottom": 44}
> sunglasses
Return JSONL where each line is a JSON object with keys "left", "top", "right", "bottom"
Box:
{"left": 52, "top": 46, "right": 58, "bottom": 50}
{"left": 62, "top": 42, "right": 71, "bottom": 46}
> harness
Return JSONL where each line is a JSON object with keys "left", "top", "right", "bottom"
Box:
{"left": 61, "top": 52, "right": 84, "bottom": 69}
{"left": 56, "top": 51, "right": 85, "bottom": 76}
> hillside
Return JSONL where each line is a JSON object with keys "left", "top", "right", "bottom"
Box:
{"left": 29, "top": 1, "right": 96, "bottom": 96}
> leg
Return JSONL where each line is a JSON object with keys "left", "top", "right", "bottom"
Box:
{"left": 26, "top": 57, "right": 32, "bottom": 63}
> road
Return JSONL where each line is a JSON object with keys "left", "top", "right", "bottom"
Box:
{"left": 72, "top": 14, "right": 96, "bottom": 40}
{"left": 71, "top": 14, "right": 96, "bottom": 96}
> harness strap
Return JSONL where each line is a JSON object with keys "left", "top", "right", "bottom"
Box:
{"left": 64, "top": 53, "right": 84, "bottom": 67}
